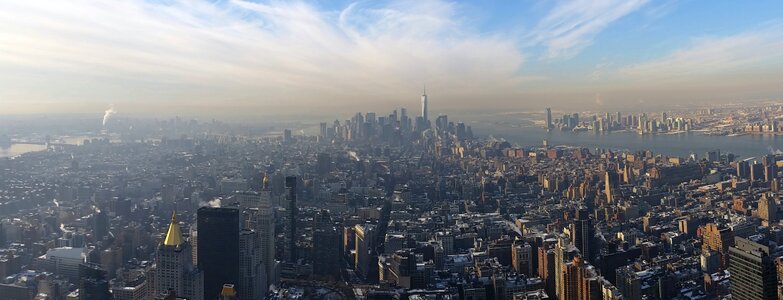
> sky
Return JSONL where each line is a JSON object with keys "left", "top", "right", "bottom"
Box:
{"left": 1, "top": 0, "right": 783, "bottom": 118}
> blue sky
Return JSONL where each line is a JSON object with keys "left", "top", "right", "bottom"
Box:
{"left": 1, "top": 0, "right": 782, "bottom": 116}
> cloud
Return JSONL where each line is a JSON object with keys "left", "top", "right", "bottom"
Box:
{"left": 0, "top": 0, "right": 529, "bottom": 115}
{"left": 529, "top": 0, "right": 649, "bottom": 59}
{"left": 619, "top": 24, "right": 783, "bottom": 81}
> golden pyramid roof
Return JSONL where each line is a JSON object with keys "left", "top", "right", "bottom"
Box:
{"left": 163, "top": 211, "right": 183, "bottom": 247}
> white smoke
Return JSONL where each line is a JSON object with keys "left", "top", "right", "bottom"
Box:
{"left": 102, "top": 106, "right": 116, "bottom": 126}
{"left": 207, "top": 198, "right": 221, "bottom": 208}
{"left": 348, "top": 151, "right": 360, "bottom": 162}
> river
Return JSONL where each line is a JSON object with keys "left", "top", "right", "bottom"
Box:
{"left": 0, "top": 144, "right": 48, "bottom": 158}
{"left": 474, "top": 125, "right": 783, "bottom": 159}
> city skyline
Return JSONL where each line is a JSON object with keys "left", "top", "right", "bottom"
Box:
{"left": 2, "top": 0, "right": 783, "bottom": 116}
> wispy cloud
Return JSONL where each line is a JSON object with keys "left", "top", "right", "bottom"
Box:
{"left": 620, "top": 23, "right": 783, "bottom": 81}
{"left": 0, "top": 0, "right": 529, "bottom": 114}
{"left": 529, "top": 0, "right": 649, "bottom": 59}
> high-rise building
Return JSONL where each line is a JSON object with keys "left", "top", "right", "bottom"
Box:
{"left": 538, "top": 243, "right": 556, "bottom": 297}
{"left": 737, "top": 160, "right": 751, "bottom": 179}
{"left": 701, "top": 223, "right": 733, "bottom": 270}
{"left": 285, "top": 176, "right": 298, "bottom": 262}
{"left": 512, "top": 238, "right": 533, "bottom": 277}
{"left": 238, "top": 229, "right": 266, "bottom": 300}
{"left": 319, "top": 122, "right": 327, "bottom": 139}
{"left": 155, "top": 212, "right": 203, "bottom": 300}
{"left": 283, "top": 129, "right": 292, "bottom": 143}
{"left": 257, "top": 176, "right": 277, "bottom": 286}
{"left": 546, "top": 108, "right": 553, "bottom": 129}
{"left": 78, "top": 263, "right": 111, "bottom": 300}
{"left": 355, "top": 223, "right": 377, "bottom": 281}
{"left": 728, "top": 237, "right": 777, "bottom": 300}
{"left": 93, "top": 210, "right": 108, "bottom": 242}
{"left": 313, "top": 210, "right": 341, "bottom": 278}
{"left": 316, "top": 153, "right": 331, "bottom": 176}
{"left": 758, "top": 194, "right": 777, "bottom": 227}
{"left": 421, "top": 87, "right": 428, "bottom": 127}
{"left": 570, "top": 208, "right": 596, "bottom": 262}
{"left": 555, "top": 238, "right": 579, "bottom": 300}
{"left": 604, "top": 171, "right": 617, "bottom": 203}
{"left": 197, "top": 207, "right": 240, "bottom": 299}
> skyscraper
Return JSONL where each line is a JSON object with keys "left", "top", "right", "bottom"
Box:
{"left": 758, "top": 193, "right": 777, "bottom": 227}
{"left": 728, "top": 237, "right": 777, "bottom": 300}
{"left": 197, "top": 207, "right": 240, "bottom": 299}
{"left": 78, "top": 263, "right": 111, "bottom": 300}
{"left": 285, "top": 176, "right": 298, "bottom": 262}
{"left": 546, "top": 108, "right": 553, "bottom": 129}
{"left": 258, "top": 175, "right": 277, "bottom": 286}
{"left": 155, "top": 212, "right": 203, "bottom": 300}
{"left": 701, "top": 223, "right": 733, "bottom": 270}
{"left": 312, "top": 210, "right": 340, "bottom": 278}
{"left": 570, "top": 208, "right": 596, "bottom": 262}
{"left": 421, "top": 87, "right": 428, "bottom": 127}
{"left": 238, "top": 228, "right": 266, "bottom": 300}
{"left": 605, "top": 171, "right": 617, "bottom": 203}
{"left": 355, "top": 223, "right": 377, "bottom": 281}
{"left": 316, "top": 153, "right": 331, "bottom": 176}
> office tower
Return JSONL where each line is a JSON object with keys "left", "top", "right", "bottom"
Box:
{"left": 93, "top": 210, "right": 108, "bottom": 241}
{"left": 313, "top": 225, "right": 341, "bottom": 277}
{"left": 562, "top": 256, "right": 600, "bottom": 300}
{"left": 435, "top": 115, "right": 448, "bottom": 132}
{"left": 555, "top": 238, "right": 579, "bottom": 300}
{"left": 737, "top": 160, "right": 750, "bottom": 179}
{"left": 155, "top": 212, "right": 203, "bottom": 300}
{"left": 259, "top": 177, "right": 277, "bottom": 286}
{"left": 605, "top": 171, "right": 616, "bottom": 203}
{"left": 256, "top": 175, "right": 277, "bottom": 286}
{"left": 111, "top": 278, "right": 148, "bottom": 300}
{"left": 570, "top": 208, "right": 596, "bottom": 262}
{"left": 616, "top": 265, "right": 641, "bottom": 299}
{"left": 355, "top": 223, "right": 377, "bottom": 281}
{"left": 316, "top": 153, "right": 331, "bottom": 176}
{"left": 750, "top": 161, "right": 764, "bottom": 182}
{"left": 79, "top": 263, "right": 111, "bottom": 300}
{"left": 285, "top": 176, "right": 298, "bottom": 262}
{"left": 421, "top": 87, "right": 428, "bottom": 127}
{"left": 38, "top": 247, "right": 86, "bottom": 283}
{"left": 238, "top": 228, "right": 266, "bottom": 300}
{"left": 729, "top": 237, "right": 777, "bottom": 300}
{"left": 312, "top": 210, "right": 342, "bottom": 276}
{"left": 512, "top": 239, "right": 533, "bottom": 277}
{"left": 701, "top": 223, "right": 733, "bottom": 270}
{"left": 197, "top": 207, "right": 240, "bottom": 299}
{"left": 707, "top": 150, "right": 721, "bottom": 162}
{"left": 546, "top": 108, "right": 553, "bottom": 129}
{"left": 319, "top": 122, "right": 327, "bottom": 139}
{"left": 758, "top": 194, "right": 777, "bottom": 227}
{"left": 538, "top": 245, "right": 556, "bottom": 297}
{"left": 283, "top": 129, "right": 292, "bottom": 143}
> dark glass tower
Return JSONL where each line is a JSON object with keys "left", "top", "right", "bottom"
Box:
{"left": 728, "top": 236, "right": 777, "bottom": 300}
{"left": 79, "top": 263, "right": 111, "bottom": 300}
{"left": 197, "top": 207, "right": 240, "bottom": 299}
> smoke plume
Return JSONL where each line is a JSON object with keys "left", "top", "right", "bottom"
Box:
{"left": 102, "top": 106, "right": 116, "bottom": 126}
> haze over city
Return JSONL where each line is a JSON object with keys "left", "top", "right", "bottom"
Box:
{"left": 7, "top": 2, "right": 783, "bottom": 300}
{"left": 2, "top": 0, "right": 783, "bottom": 117}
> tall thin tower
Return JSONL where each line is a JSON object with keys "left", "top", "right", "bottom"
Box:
{"left": 421, "top": 86, "right": 428, "bottom": 126}
{"left": 546, "top": 107, "right": 552, "bottom": 129}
